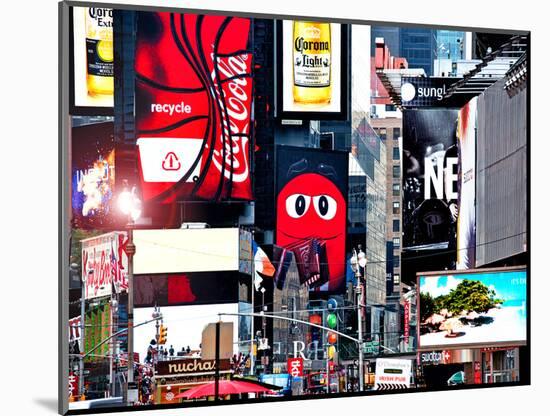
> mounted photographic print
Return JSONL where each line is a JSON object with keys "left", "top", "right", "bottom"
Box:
{"left": 59, "top": 1, "right": 530, "bottom": 414}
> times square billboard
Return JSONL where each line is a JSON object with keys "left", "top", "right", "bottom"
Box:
{"left": 60, "top": 2, "right": 530, "bottom": 414}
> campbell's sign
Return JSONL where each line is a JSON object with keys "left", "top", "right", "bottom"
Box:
{"left": 156, "top": 359, "right": 231, "bottom": 376}
{"left": 134, "top": 13, "right": 254, "bottom": 203}
{"left": 81, "top": 232, "right": 128, "bottom": 299}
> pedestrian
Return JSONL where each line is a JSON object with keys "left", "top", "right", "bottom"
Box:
{"left": 169, "top": 345, "right": 174, "bottom": 357}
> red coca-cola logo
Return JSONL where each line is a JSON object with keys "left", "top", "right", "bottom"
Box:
{"left": 134, "top": 13, "right": 254, "bottom": 202}
{"left": 210, "top": 53, "right": 251, "bottom": 182}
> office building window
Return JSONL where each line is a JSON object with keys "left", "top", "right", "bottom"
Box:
{"left": 393, "top": 219, "right": 400, "bottom": 232}
{"left": 393, "top": 274, "right": 400, "bottom": 285}
{"left": 392, "top": 183, "right": 400, "bottom": 196}
{"left": 393, "top": 147, "right": 400, "bottom": 160}
{"left": 393, "top": 128, "right": 401, "bottom": 141}
{"left": 393, "top": 165, "right": 400, "bottom": 178}
{"left": 393, "top": 201, "right": 400, "bottom": 214}
{"left": 394, "top": 256, "right": 400, "bottom": 268}
{"left": 393, "top": 237, "right": 400, "bottom": 247}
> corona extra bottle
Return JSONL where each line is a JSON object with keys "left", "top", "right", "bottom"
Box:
{"left": 293, "top": 21, "right": 332, "bottom": 104}
{"left": 85, "top": 7, "right": 113, "bottom": 96}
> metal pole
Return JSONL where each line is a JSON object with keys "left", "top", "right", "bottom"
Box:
{"left": 326, "top": 343, "right": 330, "bottom": 394}
{"left": 126, "top": 227, "right": 136, "bottom": 405}
{"left": 79, "top": 275, "right": 86, "bottom": 398}
{"left": 109, "top": 292, "right": 114, "bottom": 398}
{"left": 357, "top": 278, "right": 364, "bottom": 392}
{"left": 250, "top": 236, "right": 255, "bottom": 376}
{"left": 110, "top": 289, "right": 118, "bottom": 398}
{"left": 215, "top": 321, "right": 220, "bottom": 401}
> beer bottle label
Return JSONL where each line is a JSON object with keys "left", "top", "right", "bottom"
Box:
{"left": 293, "top": 27, "right": 331, "bottom": 88}
{"left": 86, "top": 38, "right": 113, "bottom": 77}
{"left": 85, "top": 8, "right": 113, "bottom": 78}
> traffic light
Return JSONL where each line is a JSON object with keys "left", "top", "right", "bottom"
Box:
{"left": 326, "top": 313, "right": 337, "bottom": 329}
{"left": 158, "top": 324, "right": 168, "bottom": 345}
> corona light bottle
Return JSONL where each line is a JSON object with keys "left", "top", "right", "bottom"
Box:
{"left": 293, "top": 21, "right": 332, "bottom": 104}
{"left": 85, "top": 7, "right": 114, "bottom": 96}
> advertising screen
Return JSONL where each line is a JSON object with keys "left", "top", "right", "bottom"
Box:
{"left": 71, "top": 6, "right": 114, "bottom": 113}
{"left": 134, "top": 272, "right": 239, "bottom": 307}
{"left": 133, "top": 12, "right": 254, "bottom": 203}
{"left": 456, "top": 98, "right": 477, "bottom": 269}
{"left": 71, "top": 120, "right": 115, "bottom": 229}
{"left": 418, "top": 267, "right": 527, "bottom": 350}
{"left": 275, "top": 145, "right": 348, "bottom": 293}
{"left": 81, "top": 232, "right": 128, "bottom": 299}
{"left": 402, "top": 108, "right": 459, "bottom": 251}
{"left": 277, "top": 21, "right": 348, "bottom": 120}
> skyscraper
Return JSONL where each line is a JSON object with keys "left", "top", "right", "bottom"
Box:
{"left": 436, "top": 30, "right": 466, "bottom": 60}
{"left": 399, "top": 28, "right": 437, "bottom": 76}
{"left": 371, "top": 26, "right": 400, "bottom": 57}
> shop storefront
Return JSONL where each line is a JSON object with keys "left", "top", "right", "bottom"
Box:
{"left": 419, "top": 349, "right": 482, "bottom": 388}
{"left": 153, "top": 358, "right": 232, "bottom": 404}
{"left": 481, "top": 347, "right": 520, "bottom": 383}
{"left": 419, "top": 347, "right": 521, "bottom": 388}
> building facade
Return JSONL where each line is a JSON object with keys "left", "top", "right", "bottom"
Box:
{"left": 399, "top": 28, "right": 437, "bottom": 76}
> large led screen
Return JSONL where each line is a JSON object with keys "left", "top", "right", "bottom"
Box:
{"left": 418, "top": 268, "right": 527, "bottom": 350}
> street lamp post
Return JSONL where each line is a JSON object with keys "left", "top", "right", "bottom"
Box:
{"left": 118, "top": 184, "right": 141, "bottom": 406}
{"left": 350, "top": 246, "right": 367, "bottom": 392}
{"left": 126, "top": 227, "right": 136, "bottom": 399}
{"left": 250, "top": 231, "right": 255, "bottom": 376}
{"left": 110, "top": 286, "right": 119, "bottom": 398}
{"left": 79, "top": 269, "right": 91, "bottom": 399}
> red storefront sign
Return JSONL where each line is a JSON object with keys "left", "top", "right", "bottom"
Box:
{"left": 404, "top": 300, "right": 410, "bottom": 345}
{"left": 68, "top": 372, "right": 79, "bottom": 398}
{"left": 135, "top": 12, "right": 254, "bottom": 203}
{"left": 474, "top": 361, "right": 482, "bottom": 384}
{"left": 287, "top": 357, "right": 304, "bottom": 378}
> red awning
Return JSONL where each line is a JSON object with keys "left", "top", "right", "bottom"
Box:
{"left": 174, "top": 379, "right": 276, "bottom": 399}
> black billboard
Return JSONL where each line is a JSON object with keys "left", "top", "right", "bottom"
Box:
{"left": 402, "top": 109, "right": 459, "bottom": 254}
{"left": 134, "top": 272, "right": 239, "bottom": 308}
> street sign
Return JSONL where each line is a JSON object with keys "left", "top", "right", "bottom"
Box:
{"left": 288, "top": 357, "right": 304, "bottom": 378}
{"left": 364, "top": 340, "right": 380, "bottom": 355}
